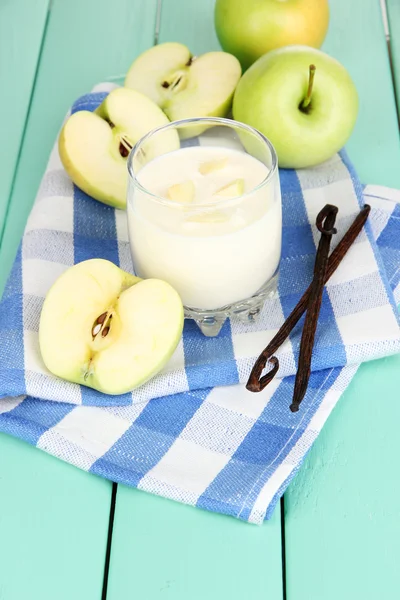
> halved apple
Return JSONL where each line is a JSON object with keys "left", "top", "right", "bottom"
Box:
{"left": 59, "top": 87, "right": 179, "bottom": 209}
{"left": 39, "top": 259, "right": 184, "bottom": 395}
{"left": 125, "top": 42, "right": 241, "bottom": 124}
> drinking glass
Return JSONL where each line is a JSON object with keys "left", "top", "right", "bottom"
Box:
{"left": 127, "top": 117, "right": 281, "bottom": 337}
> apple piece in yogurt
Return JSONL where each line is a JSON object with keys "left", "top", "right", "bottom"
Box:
{"left": 167, "top": 180, "right": 195, "bottom": 203}
{"left": 199, "top": 157, "right": 228, "bottom": 175}
{"left": 215, "top": 178, "right": 244, "bottom": 197}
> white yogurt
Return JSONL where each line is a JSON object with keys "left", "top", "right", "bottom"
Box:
{"left": 127, "top": 146, "right": 281, "bottom": 310}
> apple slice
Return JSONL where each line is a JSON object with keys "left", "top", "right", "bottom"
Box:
{"left": 59, "top": 87, "right": 179, "bottom": 209}
{"left": 39, "top": 259, "right": 184, "bottom": 395}
{"left": 167, "top": 180, "right": 195, "bottom": 203}
{"left": 125, "top": 43, "right": 241, "bottom": 125}
{"left": 215, "top": 178, "right": 244, "bottom": 197}
{"left": 185, "top": 210, "right": 228, "bottom": 224}
{"left": 199, "top": 157, "right": 228, "bottom": 175}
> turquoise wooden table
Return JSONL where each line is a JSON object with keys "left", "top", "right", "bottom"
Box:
{"left": 0, "top": 1, "right": 399, "bottom": 598}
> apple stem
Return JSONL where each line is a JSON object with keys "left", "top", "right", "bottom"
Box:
{"left": 301, "top": 64, "right": 316, "bottom": 111}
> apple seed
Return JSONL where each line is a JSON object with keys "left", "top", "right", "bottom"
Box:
{"left": 119, "top": 136, "right": 133, "bottom": 158}
{"left": 92, "top": 323, "right": 102, "bottom": 337}
{"left": 97, "top": 311, "right": 108, "bottom": 325}
{"left": 92, "top": 311, "right": 112, "bottom": 339}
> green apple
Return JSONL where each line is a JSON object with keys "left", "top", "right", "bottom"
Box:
{"left": 59, "top": 87, "right": 179, "bottom": 209}
{"left": 215, "top": 0, "right": 329, "bottom": 71}
{"left": 39, "top": 259, "right": 184, "bottom": 395}
{"left": 233, "top": 46, "right": 359, "bottom": 169}
{"left": 124, "top": 42, "right": 241, "bottom": 122}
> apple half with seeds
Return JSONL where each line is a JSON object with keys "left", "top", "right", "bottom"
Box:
{"left": 125, "top": 42, "right": 241, "bottom": 123}
{"left": 39, "top": 259, "right": 184, "bottom": 395}
{"left": 59, "top": 87, "right": 179, "bottom": 209}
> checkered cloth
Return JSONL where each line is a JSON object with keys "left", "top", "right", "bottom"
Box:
{"left": 0, "top": 85, "right": 399, "bottom": 523}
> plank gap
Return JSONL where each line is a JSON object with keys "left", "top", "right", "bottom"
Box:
{"left": 102, "top": 483, "right": 118, "bottom": 600}
{"left": 386, "top": 40, "right": 400, "bottom": 128}
{"left": 281, "top": 496, "right": 287, "bottom": 600}
{"left": 154, "top": 0, "right": 163, "bottom": 45}
{"left": 383, "top": 1, "right": 400, "bottom": 126}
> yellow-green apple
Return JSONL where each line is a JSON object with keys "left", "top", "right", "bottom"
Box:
{"left": 215, "top": 0, "right": 329, "bottom": 70}
{"left": 233, "top": 46, "right": 358, "bottom": 169}
{"left": 125, "top": 42, "right": 241, "bottom": 122}
{"left": 39, "top": 259, "right": 184, "bottom": 395}
{"left": 59, "top": 87, "right": 179, "bottom": 209}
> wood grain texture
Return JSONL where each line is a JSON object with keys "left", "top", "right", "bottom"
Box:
{"left": 285, "top": 1, "right": 400, "bottom": 598}
{"left": 321, "top": 0, "right": 400, "bottom": 187}
{"left": 387, "top": 0, "right": 400, "bottom": 113}
{"left": 0, "top": 0, "right": 158, "bottom": 597}
{"left": 0, "top": 433, "right": 111, "bottom": 600}
{"left": 0, "top": 0, "right": 50, "bottom": 248}
{"left": 0, "top": 0, "right": 159, "bottom": 294}
{"left": 108, "top": 487, "right": 283, "bottom": 600}
{"left": 106, "top": 2, "right": 283, "bottom": 599}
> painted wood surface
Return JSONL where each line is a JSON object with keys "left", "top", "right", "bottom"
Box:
{"left": 0, "top": 0, "right": 399, "bottom": 598}
{"left": 0, "top": 432, "right": 111, "bottom": 600}
{"left": 0, "top": 0, "right": 50, "bottom": 250}
{"left": 285, "top": 1, "right": 400, "bottom": 599}
{"left": 0, "top": 0, "right": 158, "bottom": 598}
{"left": 387, "top": 0, "right": 400, "bottom": 110}
{"left": 106, "top": 2, "right": 283, "bottom": 598}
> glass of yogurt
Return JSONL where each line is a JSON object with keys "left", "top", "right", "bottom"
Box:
{"left": 127, "top": 117, "right": 281, "bottom": 337}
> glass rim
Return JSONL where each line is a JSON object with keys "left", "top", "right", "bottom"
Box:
{"left": 127, "top": 116, "right": 278, "bottom": 210}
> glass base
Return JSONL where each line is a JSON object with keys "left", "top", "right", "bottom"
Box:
{"left": 184, "top": 273, "right": 279, "bottom": 337}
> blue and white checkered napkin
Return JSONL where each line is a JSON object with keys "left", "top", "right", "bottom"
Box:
{"left": 0, "top": 85, "right": 399, "bottom": 523}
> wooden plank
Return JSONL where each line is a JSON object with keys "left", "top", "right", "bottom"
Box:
{"left": 108, "top": 488, "right": 283, "bottom": 600}
{"left": 321, "top": 0, "right": 400, "bottom": 187}
{"left": 0, "top": 0, "right": 158, "bottom": 597}
{"left": 285, "top": 1, "right": 400, "bottom": 598}
{"left": 0, "top": 0, "right": 159, "bottom": 294}
{"left": 387, "top": 0, "right": 400, "bottom": 111}
{"left": 0, "top": 432, "right": 111, "bottom": 600}
{"left": 0, "top": 0, "right": 50, "bottom": 247}
{"left": 107, "top": 2, "right": 283, "bottom": 599}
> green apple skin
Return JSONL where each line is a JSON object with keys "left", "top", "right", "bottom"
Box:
{"left": 39, "top": 259, "right": 184, "bottom": 396}
{"left": 233, "top": 46, "right": 359, "bottom": 169}
{"left": 215, "top": 0, "right": 329, "bottom": 71}
{"left": 59, "top": 88, "right": 179, "bottom": 209}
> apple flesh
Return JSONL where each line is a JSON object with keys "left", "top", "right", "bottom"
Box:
{"left": 39, "top": 259, "right": 184, "bottom": 395}
{"left": 199, "top": 157, "right": 228, "bottom": 175}
{"left": 215, "top": 179, "right": 244, "bottom": 197}
{"left": 59, "top": 87, "right": 179, "bottom": 209}
{"left": 233, "top": 46, "right": 359, "bottom": 169}
{"left": 167, "top": 180, "right": 195, "bottom": 203}
{"left": 124, "top": 42, "right": 241, "bottom": 123}
{"left": 215, "top": 0, "right": 329, "bottom": 71}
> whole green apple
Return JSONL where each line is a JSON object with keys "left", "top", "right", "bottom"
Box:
{"left": 215, "top": 0, "right": 329, "bottom": 71}
{"left": 233, "top": 46, "right": 359, "bottom": 169}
